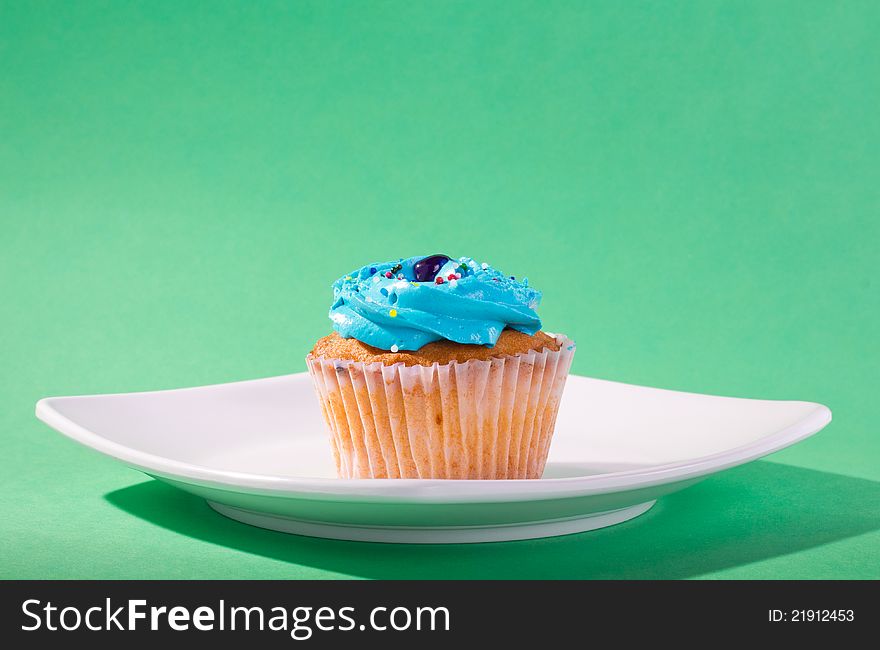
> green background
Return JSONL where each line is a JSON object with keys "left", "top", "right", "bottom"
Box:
{"left": 1, "top": 0, "right": 877, "bottom": 579}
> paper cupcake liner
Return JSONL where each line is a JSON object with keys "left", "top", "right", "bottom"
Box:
{"left": 306, "top": 334, "right": 575, "bottom": 479}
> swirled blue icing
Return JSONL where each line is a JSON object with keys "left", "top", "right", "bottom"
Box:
{"left": 329, "top": 255, "right": 543, "bottom": 351}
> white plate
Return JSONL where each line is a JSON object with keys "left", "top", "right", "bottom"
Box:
{"left": 35, "top": 373, "right": 831, "bottom": 544}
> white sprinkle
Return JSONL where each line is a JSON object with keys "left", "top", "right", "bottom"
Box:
{"left": 449, "top": 279, "right": 458, "bottom": 288}
{"left": 390, "top": 344, "right": 399, "bottom": 353}
{"left": 481, "top": 262, "right": 488, "bottom": 270}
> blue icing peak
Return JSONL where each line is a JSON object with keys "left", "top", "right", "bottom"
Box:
{"left": 329, "top": 255, "right": 543, "bottom": 351}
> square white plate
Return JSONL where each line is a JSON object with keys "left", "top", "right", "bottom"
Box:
{"left": 36, "top": 373, "right": 831, "bottom": 543}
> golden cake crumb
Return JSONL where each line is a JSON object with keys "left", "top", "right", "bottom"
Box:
{"left": 310, "top": 329, "right": 561, "bottom": 367}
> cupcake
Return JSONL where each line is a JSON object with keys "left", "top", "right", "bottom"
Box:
{"left": 306, "top": 255, "right": 575, "bottom": 479}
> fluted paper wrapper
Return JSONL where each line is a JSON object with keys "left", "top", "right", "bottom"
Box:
{"left": 306, "top": 334, "right": 575, "bottom": 479}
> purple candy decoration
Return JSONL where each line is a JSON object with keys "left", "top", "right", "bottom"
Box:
{"left": 413, "top": 254, "right": 451, "bottom": 283}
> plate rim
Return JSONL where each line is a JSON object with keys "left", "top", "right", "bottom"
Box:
{"left": 34, "top": 373, "right": 832, "bottom": 504}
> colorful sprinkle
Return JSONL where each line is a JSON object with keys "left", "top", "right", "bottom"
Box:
{"left": 510, "top": 276, "right": 515, "bottom": 280}
{"left": 435, "top": 276, "right": 444, "bottom": 284}
{"left": 411, "top": 282, "right": 419, "bottom": 287}
{"left": 397, "top": 273, "right": 404, "bottom": 280}
{"left": 380, "top": 287, "right": 388, "bottom": 296}
{"left": 447, "top": 273, "right": 456, "bottom": 281}
{"left": 389, "top": 308, "right": 398, "bottom": 317}
{"left": 384, "top": 271, "right": 393, "bottom": 279}
{"left": 369, "top": 267, "right": 377, "bottom": 275}
{"left": 391, "top": 344, "right": 399, "bottom": 353}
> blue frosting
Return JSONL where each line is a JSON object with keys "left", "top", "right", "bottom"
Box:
{"left": 329, "top": 256, "right": 543, "bottom": 351}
